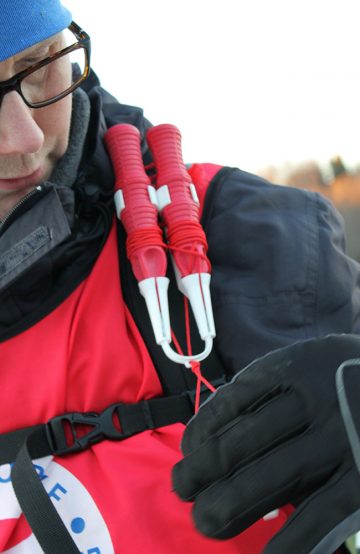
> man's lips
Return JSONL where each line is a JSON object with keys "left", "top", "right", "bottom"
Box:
{"left": 0, "top": 167, "right": 44, "bottom": 191}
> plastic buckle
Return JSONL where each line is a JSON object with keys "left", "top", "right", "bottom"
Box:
{"left": 45, "top": 404, "right": 129, "bottom": 456}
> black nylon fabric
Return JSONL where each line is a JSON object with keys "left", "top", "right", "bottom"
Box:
{"left": 202, "top": 167, "right": 360, "bottom": 375}
{"left": 0, "top": 186, "right": 72, "bottom": 292}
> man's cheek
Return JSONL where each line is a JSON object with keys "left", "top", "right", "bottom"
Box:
{"left": 36, "top": 96, "right": 72, "bottom": 157}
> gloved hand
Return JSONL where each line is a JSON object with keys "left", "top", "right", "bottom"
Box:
{"left": 173, "top": 334, "right": 360, "bottom": 554}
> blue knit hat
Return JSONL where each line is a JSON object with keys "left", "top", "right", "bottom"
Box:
{"left": 0, "top": 0, "right": 72, "bottom": 62}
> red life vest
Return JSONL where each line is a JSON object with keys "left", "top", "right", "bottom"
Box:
{"left": 0, "top": 164, "right": 291, "bottom": 553}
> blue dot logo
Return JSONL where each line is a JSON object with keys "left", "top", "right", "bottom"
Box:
{"left": 71, "top": 517, "right": 86, "bottom": 534}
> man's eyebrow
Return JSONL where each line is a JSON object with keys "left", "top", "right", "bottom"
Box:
{"left": 22, "top": 43, "right": 51, "bottom": 58}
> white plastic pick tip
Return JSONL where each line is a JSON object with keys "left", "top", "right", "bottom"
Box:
{"left": 138, "top": 277, "right": 171, "bottom": 344}
{"left": 162, "top": 267, "right": 216, "bottom": 366}
{"left": 139, "top": 271, "right": 216, "bottom": 367}
{"left": 179, "top": 273, "right": 216, "bottom": 340}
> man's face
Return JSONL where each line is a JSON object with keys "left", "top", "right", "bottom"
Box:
{"left": 0, "top": 32, "right": 72, "bottom": 219}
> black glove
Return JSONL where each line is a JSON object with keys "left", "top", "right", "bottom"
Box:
{"left": 173, "top": 334, "right": 360, "bottom": 554}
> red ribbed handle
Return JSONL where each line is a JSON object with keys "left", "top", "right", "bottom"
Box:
{"left": 147, "top": 124, "right": 199, "bottom": 224}
{"left": 147, "top": 124, "right": 210, "bottom": 277}
{"left": 105, "top": 124, "right": 167, "bottom": 280}
{"left": 105, "top": 124, "right": 156, "bottom": 233}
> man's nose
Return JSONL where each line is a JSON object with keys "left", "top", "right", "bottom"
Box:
{"left": 0, "top": 91, "right": 44, "bottom": 155}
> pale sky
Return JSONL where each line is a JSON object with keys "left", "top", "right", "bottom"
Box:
{"left": 65, "top": 0, "right": 360, "bottom": 174}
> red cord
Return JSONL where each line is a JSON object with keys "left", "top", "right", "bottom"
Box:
{"left": 126, "top": 227, "right": 166, "bottom": 260}
{"left": 167, "top": 220, "right": 211, "bottom": 275}
{"left": 144, "top": 162, "right": 157, "bottom": 186}
{"left": 171, "top": 299, "right": 216, "bottom": 414}
{"left": 144, "top": 162, "right": 156, "bottom": 172}
{"left": 126, "top": 221, "right": 211, "bottom": 275}
{"left": 167, "top": 221, "right": 209, "bottom": 253}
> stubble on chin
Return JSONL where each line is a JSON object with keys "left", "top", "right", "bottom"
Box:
{"left": 0, "top": 146, "right": 56, "bottom": 220}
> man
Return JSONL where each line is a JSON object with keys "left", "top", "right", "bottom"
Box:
{"left": 0, "top": 1, "right": 359, "bottom": 553}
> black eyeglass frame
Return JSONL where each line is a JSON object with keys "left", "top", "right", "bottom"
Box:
{"left": 0, "top": 21, "right": 91, "bottom": 109}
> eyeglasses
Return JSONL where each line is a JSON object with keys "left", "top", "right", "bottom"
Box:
{"left": 0, "top": 21, "right": 91, "bottom": 109}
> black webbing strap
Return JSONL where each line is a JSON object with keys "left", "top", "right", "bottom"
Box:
{"left": 12, "top": 430, "right": 80, "bottom": 553}
{"left": 0, "top": 388, "right": 218, "bottom": 465}
{"left": 5, "top": 384, "right": 222, "bottom": 552}
{"left": 0, "top": 424, "right": 47, "bottom": 463}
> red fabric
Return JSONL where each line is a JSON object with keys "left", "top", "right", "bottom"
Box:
{"left": 0, "top": 166, "right": 291, "bottom": 551}
{"left": 187, "top": 163, "right": 223, "bottom": 218}
{"left": 0, "top": 516, "right": 31, "bottom": 550}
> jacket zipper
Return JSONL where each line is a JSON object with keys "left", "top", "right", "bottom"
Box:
{"left": 0, "top": 186, "right": 43, "bottom": 233}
